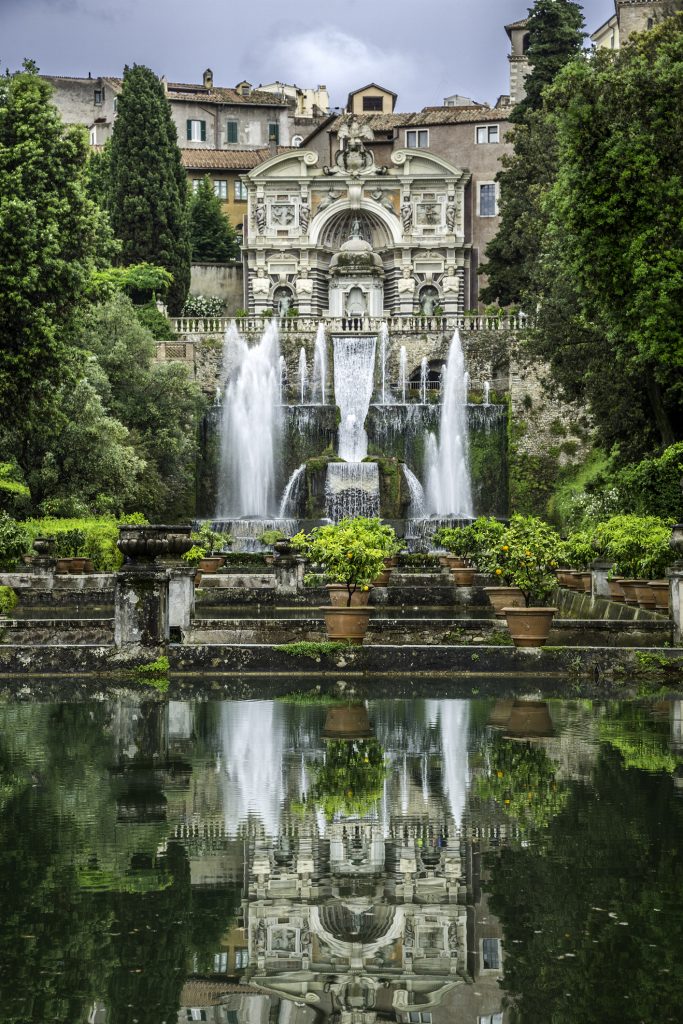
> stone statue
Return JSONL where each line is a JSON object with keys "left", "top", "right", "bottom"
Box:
{"left": 295, "top": 270, "right": 313, "bottom": 299}
{"left": 420, "top": 287, "right": 438, "bottom": 315}
{"left": 277, "top": 292, "right": 291, "bottom": 317}
{"left": 300, "top": 922, "right": 311, "bottom": 950}
{"left": 252, "top": 267, "right": 270, "bottom": 297}
{"left": 446, "top": 200, "right": 458, "bottom": 233}
{"left": 404, "top": 918, "right": 414, "bottom": 948}
{"left": 397, "top": 266, "right": 416, "bottom": 295}
{"left": 370, "top": 187, "right": 395, "bottom": 214}
{"left": 299, "top": 200, "right": 310, "bottom": 232}
{"left": 448, "top": 921, "right": 458, "bottom": 951}
{"left": 401, "top": 199, "right": 413, "bottom": 232}
{"left": 318, "top": 187, "right": 342, "bottom": 210}
{"left": 442, "top": 266, "right": 460, "bottom": 297}
{"left": 256, "top": 919, "right": 267, "bottom": 952}
{"left": 334, "top": 116, "right": 375, "bottom": 173}
{"left": 350, "top": 217, "right": 362, "bottom": 239}
{"left": 255, "top": 198, "right": 266, "bottom": 234}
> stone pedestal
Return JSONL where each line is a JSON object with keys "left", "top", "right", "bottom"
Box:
{"left": 168, "top": 565, "right": 196, "bottom": 630}
{"left": 114, "top": 566, "right": 169, "bottom": 647}
{"left": 590, "top": 559, "right": 613, "bottom": 599}
{"left": 669, "top": 564, "right": 683, "bottom": 645}
{"left": 275, "top": 556, "right": 305, "bottom": 595}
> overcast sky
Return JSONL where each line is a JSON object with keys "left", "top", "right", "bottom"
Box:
{"left": 2, "top": 0, "right": 616, "bottom": 110}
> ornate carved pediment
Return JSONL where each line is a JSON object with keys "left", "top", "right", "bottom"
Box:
{"left": 325, "top": 117, "right": 376, "bottom": 176}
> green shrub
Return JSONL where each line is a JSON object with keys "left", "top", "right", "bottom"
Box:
{"left": 614, "top": 443, "right": 683, "bottom": 520}
{"left": 559, "top": 530, "right": 595, "bottom": 570}
{"left": 292, "top": 517, "right": 396, "bottom": 606}
{"left": 181, "top": 294, "right": 225, "bottom": 317}
{"left": 23, "top": 515, "right": 149, "bottom": 572}
{"left": 0, "top": 586, "right": 18, "bottom": 616}
{"left": 592, "top": 515, "right": 674, "bottom": 579}
{"left": 260, "top": 529, "right": 286, "bottom": 546}
{"left": 134, "top": 302, "right": 176, "bottom": 340}
{"left": 0, "top": 514, "right": 31, "bottom": 570}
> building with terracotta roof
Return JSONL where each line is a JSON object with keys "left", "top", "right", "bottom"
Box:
{"left": 591, "top": 0, "right": 681, "bottom": 49}
{"left": 181, "top": 147, "right": 292, "bottom": 232}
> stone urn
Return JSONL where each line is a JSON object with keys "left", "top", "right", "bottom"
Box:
{"left": 117, "top": 525, "right": 193, "bottom": 565}
{"left": 321, "top": 704, "right": 374, "bottom": 740}
{"left": 32, "top": 536, "right": 56, "bottom": 556}
{"left": 670, "top": 524, "right": 683, "bottom": 560}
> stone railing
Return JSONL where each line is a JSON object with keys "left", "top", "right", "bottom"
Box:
{"left": 171, "top": 313, "right": 530, "bottom": 336}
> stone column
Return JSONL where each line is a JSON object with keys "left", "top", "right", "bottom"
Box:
{"left": 114, "top": 566, "right": 170, "bottom": 647}
{"left": 669, "top": 564, "right": 683, "bottom": 645}
{"left": 168, "top": 565, "right": 196, "bottom": 630}
{"left": 590, "top": 559, "right": 613, "bottom": 599}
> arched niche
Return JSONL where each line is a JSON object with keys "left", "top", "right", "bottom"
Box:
{"left": 311, "top": 201, "right": 400, "bottom": 249}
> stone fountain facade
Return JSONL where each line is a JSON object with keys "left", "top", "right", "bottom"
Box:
{"left": 242, "top": 118, "right": 469, "bottom": 320}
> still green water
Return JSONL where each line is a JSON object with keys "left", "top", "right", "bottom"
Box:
{"left": 0, "top": 696, "right": 682, "bottom": 1023}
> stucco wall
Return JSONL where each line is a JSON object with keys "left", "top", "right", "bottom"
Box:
{"left": 170, "top": 102, "right": 290, "bottom": 148}
{"left": 190, "top": 263, "right": 244, "bottom": 311}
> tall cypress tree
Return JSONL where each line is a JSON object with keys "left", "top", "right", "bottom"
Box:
{"left": 188, "top": 177, "right": 239, "bottom": 262}
{"left": 108, "top": 65, "right": 190, "bottom": 313}
{"left": 480, "top": 0, "right": 585, "bottom": 305}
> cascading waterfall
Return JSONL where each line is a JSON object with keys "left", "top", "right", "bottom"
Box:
{"left": 298, "top": 346, "right": 308, "bottom": 405}
{"left": 425, "top": 330, "right": 473, "bottom": 517}
{"left": 483, "top": 380, "right": 490, "bottom": 406}
{"left": 379, "top": 321, "right": 390, "bottom": 405}
{"left": 399, "top": 346, "right": 408, "bottom": 404}
{"left": 217, "top": 320, "right": 282, "bottom": 517}
{"left": 278, "top": 355, "right": 287, "bottom": 404}
{"left": 326, "top": 463, "right": 380, "bottom": 521}
{"left": 312, "top": 322, "right": 328, "bottom": 405}
{"left": 279, "top": 464, "right": 306, "bottom": 518}
{"left": 333, "top": 335, "right": 377, "bottom": 462}
{"left": 402, "top": 464, "right": 426, "bottom": 517}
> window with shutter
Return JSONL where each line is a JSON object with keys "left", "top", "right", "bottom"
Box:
{"left": 227, "top": 120, "right": 238, "bottom": 143}
{"left": 200, "top": 120, "right": 206, "bottom": 141}
{"left": 268, "top": 122, "right": 279, "bottom": 143}
{"left": 186, "top": 119, "right": 192, "bottom": 141}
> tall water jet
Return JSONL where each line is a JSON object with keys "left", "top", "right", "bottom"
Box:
{"left": 379, "top": 321, "right": 390, "bottom": 405}
{"left": 402, "top": 464, "right": 426, "bottom": 517}
{"left": 483, "top": 380, "right": 491, "bottom": 406}
{"left": 399, "top": 346, "right": 408, "bottom": 404}
{"left": 278, "top": 355, "right": 287, "bottom": 404}
{"left": 279, "top": 464, "right": 306, "bottom": 518}
{"left": 420, "top": 357, "right": 428, "bottom": 404}
{"left": 425, "top": 330, "right": 473, "bottom": 516}
{"left": 312, "top": 322, "right": 328, "bottom": 405}
{"left": 217, "top": 320, "right": 282, "bottom": 517}
{"left": 333, "top": 335, "right": 377, "bottom": 462}
{"left": 298, "top": 346, "right": 308, "bottom": 405}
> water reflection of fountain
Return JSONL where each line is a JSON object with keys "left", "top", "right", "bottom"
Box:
{"left": 219, "top": 701, "right": 285, "bottom": 837}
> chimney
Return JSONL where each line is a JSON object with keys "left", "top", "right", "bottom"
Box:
{"left": 203, "top": 68, "right": 213, "bottom": 89}
{"left": 160, "top": 75, "right": 168, "bottom": 95}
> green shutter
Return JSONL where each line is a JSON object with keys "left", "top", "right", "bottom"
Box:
{"left": 227, "top": 120, "right": 238, "bottom": 143}
{"left": 269, "top": 122, "right": 279, "bottom": 144}
{"left": 200, "top": 120, "right": 206, "bottom": 142}
{"left": 186, "top": 119, "right": 192, "bottom": 141}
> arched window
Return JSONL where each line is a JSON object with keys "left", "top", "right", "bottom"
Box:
{"left": 522, "top": 32, "right": 531, "bottom": 54}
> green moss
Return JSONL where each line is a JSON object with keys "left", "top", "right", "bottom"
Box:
{"left": 132, "top": 656, "right": 171, "bottom": 692}
{"left": 273, "top": 641, "right": 353, "bottom": 660}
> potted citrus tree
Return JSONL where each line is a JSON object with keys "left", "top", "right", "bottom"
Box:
{"left": 558, "top": 531, "right": 595, "bottom": 593}
{"left": 292, "top": 517, "right": 393, "bottom": 643}
{"left": 497, "top": 515, "right": 561, "bottom": 646}
{"left": 600, "top": 515, "right": 673, "bottom": 609}
{"left": 433, "top": 525, "right": 477, "bottom": 584}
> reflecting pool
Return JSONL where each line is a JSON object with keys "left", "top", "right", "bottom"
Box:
{"left": 1, "top": 696, "right": 682, "bottom": 1023}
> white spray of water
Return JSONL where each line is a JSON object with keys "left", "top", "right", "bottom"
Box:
{"left": 298, "top": 346, "right": 308, "bottom": 405}
{"left": 218, "top": 320, "right": 282, "bottom": 517}
{"left": 483, "top": 380, "right": 490, "bottom": 406}
{"left": 312, "top": 322, "right": 327, "bottom": 405}
{"left": 333, "top": 335, "right": 377, "bottom": 462}
{"left": 402, "top": 464, "right": 426, "bottom": 517}
{"left": 379, "top": 321, "right": 390, "bottom": 405}
{"left": 278, "top": 355, "right": 287, "bottom": 404}
{"left": 219, "top": 701, "right": 285, "bottom": 837}
{"left": 420, "top": 357, "right": 428, "bottom": 404}
{"left": 399, "top": 346, "right": 408, "bottom": 404}
{"left": 425, "top": 330, "right": 473, "bottom": 516}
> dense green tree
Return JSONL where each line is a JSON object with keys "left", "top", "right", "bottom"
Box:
{"left": 189, "top": 176, "right": 239, "bottom": 262}
{"left": 83, "top": 293, "right": 205, "bottom": 519}
{"left": 511, "top": 0, "right": 586, "bottom": 122}
{"left": 0, "top": 65, "right": 107, "bottom": 456}
{"left": 528, "top": 18, "right": 683, "bottom": 455}
{"left": 108, "top": 65, "right": 191, "bottom": 313}
{"left": 480, "top": 0, "right": 585, "bottom": 306}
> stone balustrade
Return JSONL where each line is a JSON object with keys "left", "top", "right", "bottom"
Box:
{"left": 170, "top": 313, "right": 530, "bottom": 337}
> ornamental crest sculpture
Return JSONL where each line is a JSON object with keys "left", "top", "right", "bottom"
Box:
{"left": 327, "top": 116, "right": 375, "bottom": 175}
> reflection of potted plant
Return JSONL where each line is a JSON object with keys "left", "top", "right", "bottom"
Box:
{"left": 475, "top": 733, "right": 568, "bottom": 832}
{"left": 321, "top": 703, "right": 374, "bottom": 740}
{"left": 292, "top": 518, "right": 395, "bottom": 643}
{"left": 494, "top": 516, "right": 561, "bottom": 646}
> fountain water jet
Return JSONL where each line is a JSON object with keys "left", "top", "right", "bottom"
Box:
{"left": 217, "top": 320, "right": 282, "bottom": 517}
{"left": 399, "top": 346, "right": 408, "bottom": 404}
{"left": 298, "top": 346, "right": 308, "bottom": 405}
{"left": 279, "top": 464, "right": 306, "bottom": 518}
{"left": 420, "top": 357, "right": 428, "bottom": 404}
{"left": 333, "top": 336, "right": 376, "bottom": 462}
{"left": 379, "top": 321, "right": 390, "bottom": 405}
{"left": 312, "top": 322, "right": 327, "bottom": 405}
{"left": 425, "top": 330, "right": 473, "bottom": 517}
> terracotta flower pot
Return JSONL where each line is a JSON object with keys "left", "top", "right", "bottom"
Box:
{"left": 484, "top": 586, "right": 525, "bottom": 618}
{"left": 607, "top": 577, "right": 626, "bottom": 603}
{"left": 563, "top": 570, "right": 583, "bottom": 591}
{"left": 577, "top": 571, "right": 592, "bottom": 593}
{"left": 634, "top": 582, "right": 657, "bottom": 609}
{"left": 327, "top": 584, "right": 372, "bottom": 607}
{"left": 323, "top": 606, "right": 372, "bottom": 645}
{"left": 55, "top": 557, "right": 73, "bottom": 575}
{"left": 505, "top": 700, "right": 554, "bottom": 738}
{"left": 384, "top": 556, "right": 398, "bottom": 568}
{"left": 619, "top": 579, "right": 641, "bottom": 606}
{"left": 648, "top": 580, "right": 670, "bottom": 612}
{"left": 198, "top": 556, "right": 224, "bottom": 573}
{"left": 321, "top": 704, "right": 374, "bottom": 740}
{"left": 372, "top": 568, "right": 393, "bottom": 587}
{"left": 487, "top": 699, "right": 515, "bottom": 728}
{"left": 503, "top": 606, "right": 557, "bottom": 648}
{"left": 446, "top": 556, "right": 467, "bottom": 569}
{"left": 438, "top": 555, "right": 450, "bottom": 567}
{"left": 451, "top": 567, "right": 476, "bottom": 586}
{"left": 69, "top": 557, "right": 91, "bottom": 574}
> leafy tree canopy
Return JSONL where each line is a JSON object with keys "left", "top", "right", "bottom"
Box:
{"left": 188, "top": 176, "right": 239, "bottom": 262}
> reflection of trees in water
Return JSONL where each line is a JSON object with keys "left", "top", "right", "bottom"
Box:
{"left": 474, "top": 735, "right": 570, "bottom": 833}
{"left": 486, "top": 749, "right": 683, "bottom": 1023}
{"left": 302, "top": 739, "right": 388, "bottom": 822}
